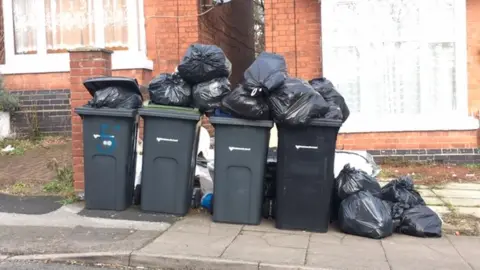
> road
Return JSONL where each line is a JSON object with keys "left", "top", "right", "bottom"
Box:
{"left": 0, "top": 261, "right": 154, "bottom": 270}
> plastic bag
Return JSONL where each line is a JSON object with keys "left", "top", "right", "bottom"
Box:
{"left": 338, "top": 191, "right": 394, "bottom": 239}
{"left": 88, "top": 86, "right": 142, "bottom": 109}
{"left": 148, "top": 73, "right": 192, "bottom": 106}
{"left": 243, "top": 52, "right": 288, "bottom": 95}
{"left": 397, "top": 205, "right": 442, "bottom": 237}
{"left": 193, "top": 77, "right": 231, "bottom": 113}
{"left": 221, "top": 84, "right": 270, "bottom": 120}
{"left": 309, "top": 77, "right": 350, "bottom": 122}
{"left": 268, "top": 78, "right": 330, "bottom": 126}
{"left": 335, "top": 164, "right": 382, "bottom": 200}
{"left": 325, "top": 105, "right": 343, "bottom": 120}
{"left": 381, "top": 176, "right": 426, "bottom": 207}
{"left": 177, "top": 44, "right": 232, "bottom": 84}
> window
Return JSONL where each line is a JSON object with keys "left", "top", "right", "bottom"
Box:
{"left": 2, "top": 0, "right": 151, "bottom": 73}
{"left": 321, "top": 0, "right": 476, "bottom": 132}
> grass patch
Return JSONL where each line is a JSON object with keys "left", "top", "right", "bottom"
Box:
{"left": 43, "top": 158, "right": 77, "bottom": 204}
{"left": 463, "top": 163, "right": 480, "bottom": 170}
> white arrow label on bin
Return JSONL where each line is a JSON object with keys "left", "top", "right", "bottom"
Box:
{"left": 93, "top": 134, "right": 114, "bottom": 139}
{"left": 295, "top": 145, "right": 318, "bottom": 150}
{"left": 156, "top": 137, "right": 179, "bottom": 143}
{"left": 229, "top": 147, "right": 251, "bottom": 152}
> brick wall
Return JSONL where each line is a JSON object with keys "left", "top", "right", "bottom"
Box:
{"left": 265, "top": 0, "right": 479, "bottom": 154}
{"left": 8, "top": 89, "right": 71, "bottom": 136}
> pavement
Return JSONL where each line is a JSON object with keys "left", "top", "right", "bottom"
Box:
{"left": 0, "top": 181, "right": 479, "bottom": 270}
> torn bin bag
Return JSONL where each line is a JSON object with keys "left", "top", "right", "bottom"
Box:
{"left": 309, "top": 77, "right": 350, "bottom": 122}
{"left": 335, "top": 164, "right": 382, "bottom": 200}
{"left": 177, "top": 44, "right": 232, "bottom": 85}
{"left": 193, "top": 77, "right": 231, "bottom": 113}
{"left": 88, "top": 86, "right": 142, "bottom": 109}
{"left": 148, "top": 73, "right": 192, "bottom": 107}
{"left": 243, "top": 52, "right": 288, "bottom": 95}
{"left": 267, "top": 77, "right": 329, "bottom": 126}
{"left": 221, "top": 84, "right": 270, "bottom": 120}
{"left": 397, "top": 205, "right": 442, "bottom": 238}
{"left": 339, "top": 191, "right": 393, "bottom": 239}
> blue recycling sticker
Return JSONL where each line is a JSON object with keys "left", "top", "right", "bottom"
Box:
{"left": 93, "top": 124, "right": 120, "bottom": 154}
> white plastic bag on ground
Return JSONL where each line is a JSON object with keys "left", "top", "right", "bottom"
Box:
{"left": 335, "top": 150, "right": 381, "bottom": 178}
{"left": 196, "top": 126, "right": 214, "bottom": 194}
{"left": 134, "top": 138, "right": 143, "bottom": 187}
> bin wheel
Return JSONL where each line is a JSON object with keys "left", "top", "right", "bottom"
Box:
{"left": 134, "top": 184, "right": 141, "bottom": 205}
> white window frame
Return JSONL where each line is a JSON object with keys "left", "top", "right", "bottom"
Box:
{"left": 0, "top": 0, "right": 152, "bottom": 74}
{"left": 321, "top": 0, "right": 478, "bottom": 133}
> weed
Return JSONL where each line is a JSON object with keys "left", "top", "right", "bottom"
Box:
{"left": 463, "top": 163, "right": 480, "bottom": 170}
{"left": 44, "top": 158, "right": 77, "bottom": 203}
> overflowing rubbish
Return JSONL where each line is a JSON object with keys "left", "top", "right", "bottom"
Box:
{"left": 221, "top": 84, "right": 270, "bottom": 120}
{"left": 334, "top": 150, "right": 381, "bottom": 178}
{"left": 177, "top": 43, "right": 232, "bottom": 85}
{"left": 262, "top": 153, "right": 277, "bottom": 219}
{"left": 243, "top": 52, "right": 288, "bottom": 96}
{"left": 397, "top": 205, "right": 442, "bottom": 238}
{"left": 87, "top": 86, "right": 142, "bottom": 109}
{"left": 148, "top": 73, "right": 192, "bottom": 106}
{"left": 268, "top": 78, "right": 330, "bottom": 126}
{"left": 309, "top": 77, "right": 350, "bottom": 122}
{"left": 381, "top": 176, "right": 426, "bottom": 206}
{"left": 338, "top": 191, "right": 394, "bottom": 239}
{"left": 335, "top": 164, "right": 381, "bottom": 200}
{"left": 193, "top": 77, "right": 231, "bottom": 113}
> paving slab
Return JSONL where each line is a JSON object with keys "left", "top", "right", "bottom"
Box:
{"left": 138, "top": 216, "right": 241, "bottom": 258}
{"left": 442, "top": 183, "right": 480, "bottom": 190}
{"left": 441, "top": 197, "right": 480, "bottom": 207}
{"left": 418, "top": 189, "right": 437, "bottom": 197}
{"left": 307, "top": 233, "right": 390, "bottom": 270}
{"left": 222, "top": 231, "right": 308, "bottom": 265}
{"left": 243, "top": 220, "right": 310, "bottom": 235}
{"left": 455, "top": 207, "right": 480, "bottom": 218}
{"left": 448, "top": 236, "right": 480, "bottom": 270}
{"left": 428, "top": 206, "right": 451, "bottom": 215}
{"left": 382, "top": 234, "right": 471, "bottom": 270}
{"left": 424, "top": 196, "right": 445, "bottom": 206}
{"left": 0, "top": 225, "right": 160, "bottom": 255}
{"left": 432, "top": 189, "right": 480, "bottom": 199}
{"left": 131, "top": 253, "right": 259, "bottom": 270}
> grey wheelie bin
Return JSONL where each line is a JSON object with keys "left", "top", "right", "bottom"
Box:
{"left": 138, "top": 105, "right": 201, "bottom": 216}
{"left": 275, "top": 119, "right": 342, "bottom": 233}
{"left": 210, "top": 117, "right": 274, "bottom": 225}
{"left": 74, "top": 77, "right": 141, "bottom": 211}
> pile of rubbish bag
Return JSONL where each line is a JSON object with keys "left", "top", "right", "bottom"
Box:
{"left": 220, "top": 51, "right": 350, "bottom": 125}
{"left": 333, "top": 164, "right": 442, "bottom": 239}
{"left": 147, "top": 44, "right": 232, "bottom": 113}
{"left": 145, "top": 43, "right": 350, "bottom": 125}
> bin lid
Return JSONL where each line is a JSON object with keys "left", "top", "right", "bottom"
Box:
{"left": 209, "top": 116, "right": 273, "bottom": 128}
{"left": 138, "top": 107, "right": 201, "bottom": 121}
{"left": 277, "top": 118, "right": 342, "bottom": 128}
{"left": 75, "top": 106, "right": 137, "bottom": 118}
{"left": 83, "top": 77, "right": 142, "bottom": 97}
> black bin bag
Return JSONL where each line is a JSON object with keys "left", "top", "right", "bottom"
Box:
{"left": 221, "top": 84, "right": 270, "bottom": 120}
{"left": 177, "top": 43, "right": 232, "bottom": 85}
{"left": 193, "top": 77, "right": 231, "bottom": 113}
{"left": 309, "top": 77, "right": 350, "bottom": 122}
{"left": 148, "top": 73, "right": 192, "bottom": 107}
{"left": 88, "top": 86, "right": 142, "bottom": 109}
{"left": 339, "top": 191, "right": 393, "bottom": 239}
{"left": 335, "top": 164, "right": 382, "bottom": 200}
{"left": 381, "top": 176, "right": 425, "bottom": 207}
{"left": 243, "top": 52, "right": 288, "bottom": 95}
{"left": 267, "top": 77, "right": 329, "bottom": 126}
{"left": 398, "top": 205, "right": 442, "bottom": 238}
